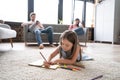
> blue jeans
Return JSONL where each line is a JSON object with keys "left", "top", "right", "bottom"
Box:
{"left": 74, "top": 27, "right": 84, "bottom": 35}
{"left": 33, "top": 26, "right": 53, "bottom": 45}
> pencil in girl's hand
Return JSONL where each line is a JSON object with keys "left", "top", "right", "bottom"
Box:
{"left": 40, "top": 52, "right": 47, "bottom": 62}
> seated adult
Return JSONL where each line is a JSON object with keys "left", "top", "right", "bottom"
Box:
{"left": 68, "top": 18, "right": 84, "bottom": 35}
{"left": 21, "top": 12, "right": 54, "bottom": 49}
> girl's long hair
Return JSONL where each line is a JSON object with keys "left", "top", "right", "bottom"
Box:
{"left": 59, "top": 30, "right": 79, "bottom": 59}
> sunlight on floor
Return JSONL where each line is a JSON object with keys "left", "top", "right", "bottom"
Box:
{"left": 0, "top": 43, "right": 12, "bottom": 52}
{"left": 0, "top": 43, "right": 26, "bottom": 52}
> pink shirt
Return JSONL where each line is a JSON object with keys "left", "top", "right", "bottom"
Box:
{"left": 68, "top": 23, "right": 83, "bottom": 31}
{"left": 68, "top": 24, "right": 78, "bottom": 31}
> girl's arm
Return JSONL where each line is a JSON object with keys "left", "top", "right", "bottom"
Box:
{"left": 47, "top": 46, "right": 60, "bottom": 62}
{"left": 53, "top": 45, "right": 80, "bottom": 65}
{"left": 43, "top": 46, "right": 60, "bottom": 68}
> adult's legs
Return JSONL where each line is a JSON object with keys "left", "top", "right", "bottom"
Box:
{"left": 41, "top": 26, "right": 54, "bottom": 44}
{"left": 74, "top": 27, "right": 84, "bottom": 35}
{"left": 33, "top": 29, "right": 42, "bottom": 45}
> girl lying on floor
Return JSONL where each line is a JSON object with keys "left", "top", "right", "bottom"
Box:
{"left": 44, "top": 30, "right": 82, "bottom": 68}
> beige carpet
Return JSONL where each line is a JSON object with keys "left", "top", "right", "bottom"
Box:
{"left": 0, "top": 43, "right": 120, "bottom": 80}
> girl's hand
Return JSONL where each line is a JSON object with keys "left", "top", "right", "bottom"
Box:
{"left": 53, "top": 59, "right": 61, "bottom": 64}
{"left": 43, "top": 61, "right": 55, "bottom": 68}
{"left": 43, "top": 61, "right": 50, "bottom": 68}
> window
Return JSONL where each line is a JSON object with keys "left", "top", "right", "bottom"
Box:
{"left": 74, "top": 1, "right": 83, "bottom": 23}
{"left": 86, "top": 2, "right": 94, "bottom": 27}
{"left": 63, "top": 0, "right": 73, "bottom": 24}
{"left": 0, "top": 0, "right": 27, "bottom": 22}
{"left": 74, "top": 1, "right": 94, "bottom": 27}
{"left": 34, "top": 0, "right": 58, "bottom": 24}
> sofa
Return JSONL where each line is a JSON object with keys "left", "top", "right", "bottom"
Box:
{"left": 23, "top": 24, "right": 88, "bottom": 46}
{"left": 0, "top": 24, "right": 17, "bottom": 47}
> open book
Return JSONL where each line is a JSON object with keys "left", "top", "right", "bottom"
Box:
{"left": 28, "top": 60, "right": 59, "bottom": 70}
{"left": 28, "top": 60, "right": 82, "bottom": 71}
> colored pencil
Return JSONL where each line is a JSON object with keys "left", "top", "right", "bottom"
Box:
{"left": 40, "top": 52, "right": 47, "bottom": 62}
{"left": 91, "top": 75, "right": 103, "bottom": 80}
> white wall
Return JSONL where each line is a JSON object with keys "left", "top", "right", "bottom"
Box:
{"left": 114, "top": 0, "right": 120, "bottom": 43}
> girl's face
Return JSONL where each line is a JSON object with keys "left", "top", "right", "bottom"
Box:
{"left": 61, "top": 39, "right": 73, "bottom": 51}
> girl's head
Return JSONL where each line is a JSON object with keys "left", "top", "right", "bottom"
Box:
{"left": 60, "top": 30, "right": 78, "bottom": 57}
